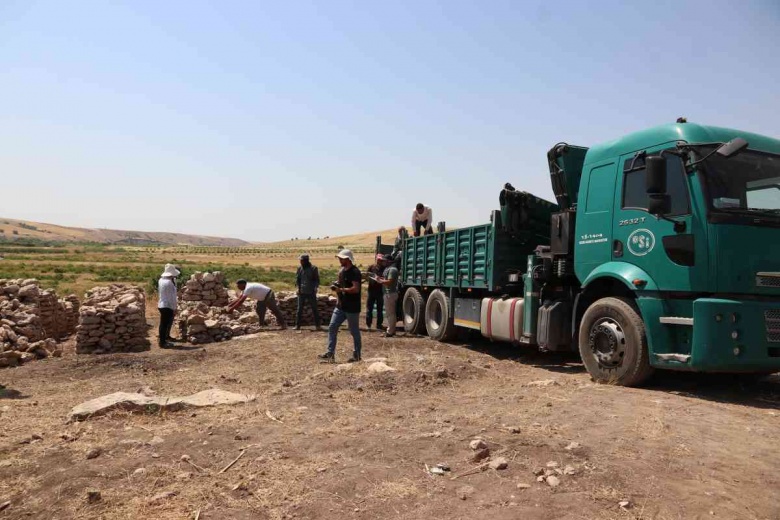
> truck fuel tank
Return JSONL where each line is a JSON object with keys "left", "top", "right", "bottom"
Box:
{"left": 481, "top": 297, "right": 524, "bottom": 344}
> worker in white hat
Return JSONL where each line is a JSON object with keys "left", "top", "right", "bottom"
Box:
{"left": 158, "top": 263, "right": 180, "bottom": 348}
{"left": 318, "top": 249, "right": 362, "bottom": 362}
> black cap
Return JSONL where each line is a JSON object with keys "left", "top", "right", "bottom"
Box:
{"left": 236, "top": 279, "right": 247, "bottom": 285}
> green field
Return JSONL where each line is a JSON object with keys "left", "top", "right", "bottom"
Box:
{"left": 0, "top": 243, "right": 345, "bottom": 297}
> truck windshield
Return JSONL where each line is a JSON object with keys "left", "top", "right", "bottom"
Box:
{"left": 701, "top": 147, "right": 780, "bottom": 215}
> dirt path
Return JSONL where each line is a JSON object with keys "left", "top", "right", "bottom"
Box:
{"left": 1, "top": 329, "right": 779, "bottom": 520}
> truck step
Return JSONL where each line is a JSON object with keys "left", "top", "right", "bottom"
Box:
{"left": 659, "top": 317, "right": 694, "bottom": 326}
{"left": 655, "top": 353, "right": 692, "bottom": 363}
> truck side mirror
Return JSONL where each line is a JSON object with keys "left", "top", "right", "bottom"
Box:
{"left": 646, "top": 156, "right": 670, "bottom": 215}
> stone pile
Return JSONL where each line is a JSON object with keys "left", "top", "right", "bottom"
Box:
{"left": 39, "top": 290, "right": 80, "bottom": 340}
{"left": 0, "top": 279, "right": 64, "bottom": 367}
{"left": 180, "top": 272, "right": 229, "bottom": 307}
{"left": 274, "top": 292, "right": 337, "bottom": 326}
{"left": 175, "top": 291, "right": 338, "bottom": 344}
{"left": 75, "top": 285, "right": 150, "bottom": 354}
{"left": 177, "top": 300, "right": 263, "bottom": 345}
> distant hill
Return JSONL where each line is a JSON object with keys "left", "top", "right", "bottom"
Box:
{"left": 0, "top": 217, "right": 249, "bottom": 247}
{"left": 260, "top": 229, "right": 399, "bottom": 250}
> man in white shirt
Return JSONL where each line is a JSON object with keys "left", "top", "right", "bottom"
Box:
{"left": 412, "top": 203, "right": 434, "bottom": 237}
{"left": 158, "top": 263, "right": 180, "bottom": 348}
{"left": 227, "top": 279, "right": 288, "bottom": 330}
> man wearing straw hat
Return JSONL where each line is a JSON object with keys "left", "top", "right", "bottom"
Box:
{"left": 158, "top": 263, "right": 180, "bottom": 349}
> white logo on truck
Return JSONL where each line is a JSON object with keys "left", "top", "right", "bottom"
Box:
{"left": 627, "top": 229, "right": 655, "bottom": 256}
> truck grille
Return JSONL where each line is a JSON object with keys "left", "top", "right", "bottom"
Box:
{"left": 757, "top": 274, "right": 780, "bottom": 288}
{"left": 767, "top": 309, "right": 780, "bottom": 343}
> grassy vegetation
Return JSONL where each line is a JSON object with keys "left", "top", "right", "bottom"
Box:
{"left": 0, "top": 244, "right": 344, "bottom": 296}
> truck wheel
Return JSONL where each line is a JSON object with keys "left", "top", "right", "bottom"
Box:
{"left": 402, "top": 288, "right": 426, "bottom": 335}
{"left": 578, "top": 297, "right": 654, "bottom": 387}
{"left": 425, "top": 289, "right": 457, "bottom": 342}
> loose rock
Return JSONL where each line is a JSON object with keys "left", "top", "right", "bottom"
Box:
{"left": 489, "top": 457, "right": 508, "bottom": 470}
{"left": 471, "top": 448, "right": 490, "bottom": 463}
{"left": 469, "top": 439, "right": 488, "bottom": 450}
{"left": 367, "top": 361, "right": 396, "bottom": 373}
{"left": 525, "top": 379, "right": 560, "bottom": 387}
{"left": 546, "top": 475, "right": 561, "bottom": 487}
{"left": 85, "top": 447, "right": 102, "bottom": 460}
{"left": 68, "top": 389, "right": 256, "bottom": 422}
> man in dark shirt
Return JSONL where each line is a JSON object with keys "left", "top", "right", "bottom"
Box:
{"left": 319, "top": 249, "right": 362, "bottom": 362}
{"left": 294, "top": 254, "right": 322, "bottom": 330}
{"left": 365, "top": 254, "right": 385, "bottom": 331}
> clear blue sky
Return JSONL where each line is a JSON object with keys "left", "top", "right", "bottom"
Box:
{"left": 1, "top": 0, "right": 778, "bottom": 241}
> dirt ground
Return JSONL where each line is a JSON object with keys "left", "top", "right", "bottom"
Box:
{"left": 2, "top": 321, "right": 780, "bottom": 520}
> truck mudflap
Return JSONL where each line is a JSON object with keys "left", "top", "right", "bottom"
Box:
{"left": 644, "top": 297, "right": 780, "bottom": 371}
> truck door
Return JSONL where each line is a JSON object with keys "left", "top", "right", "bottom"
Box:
{"left": 613, "top": 145, "right": 708, "bottom": 292}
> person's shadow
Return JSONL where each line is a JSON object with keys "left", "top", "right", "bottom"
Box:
{"left": 0, "top": 385, "right": 28, "bottom": 399}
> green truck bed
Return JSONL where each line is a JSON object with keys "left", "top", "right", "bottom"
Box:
{"left": 401, "top": 191, "right": 556, "bottom": 292}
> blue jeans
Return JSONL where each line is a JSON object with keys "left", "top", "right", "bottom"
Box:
{"left": 327, "top": 308, "right": 362, "bottom": 357}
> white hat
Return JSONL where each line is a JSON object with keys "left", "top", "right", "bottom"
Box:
{"left": 336, "top": 249, "right": 355, "bottom": 263}
{"left": 161, "top": 264, "right": 180, "bottom": 278}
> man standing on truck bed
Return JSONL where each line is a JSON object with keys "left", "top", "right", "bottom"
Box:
{"left": 412, "top": 203, "right": 433, "bottom": 237}
{"left": 319, "top": 249, "right": 362, "bottom": 362}
{"left": 294, "top": 254, "right": 322, "bottom": 331}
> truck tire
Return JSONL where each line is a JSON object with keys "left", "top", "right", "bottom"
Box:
{"left": 578, "top": 297, "right": 654, "bottom": 387}
{"left": 425, "top": 289, "right": 457, "bottom": 342}
{"left": 402, "top": 288, "right": 426, "bottom": 335}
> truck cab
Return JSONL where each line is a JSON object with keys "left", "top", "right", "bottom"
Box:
{"left": 567, "top": 122, "right": 780, "bottom": 383}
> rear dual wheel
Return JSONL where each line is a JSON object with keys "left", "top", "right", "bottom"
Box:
{"left": 402, "top": 288, "right": 426, "bottom": 335}
{"left": 425, "top": 289, "right": 457, "bottom": 342}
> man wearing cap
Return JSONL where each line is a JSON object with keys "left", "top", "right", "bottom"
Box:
{"left": 295, "top": 254, "right": 321, "bottom": 331}
{"left": 375, "top": 255, "right": 400, "bottom": 337}
{"left": 365, "top": 254, "right": 385, "bottom": 331}
{"left": 319, "top": 249, "right": 362, "bottom": 362}
{"left": 158, "top": 263, "right": 180, "bottom": 348}
{"left": 412, "top": 203, "right": 434, "bottom": 237}
{"left": 228, "top": 280, "right": 287, "bottom": 330}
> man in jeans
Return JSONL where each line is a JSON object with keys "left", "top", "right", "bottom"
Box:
{"left": 157, "top": 263, "right": 180, "bottom": 348}
{"left": 318, "top": 249, "right": 362, "bottom": 363}
{"left": 228, "top": 279, "right": 287, "bottom": 330}
{"left": 294, "top": 254, "right": 322, "bottom": 330}
{"left": 365, "top": 254, "right": 384, "bottom": 331}
{"left": 376, "top": 255, "right": 400, "bottom": 337}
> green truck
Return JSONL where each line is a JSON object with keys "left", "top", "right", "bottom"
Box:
{"left": 379, "top": 120, "right": 780, "bottom": 386}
